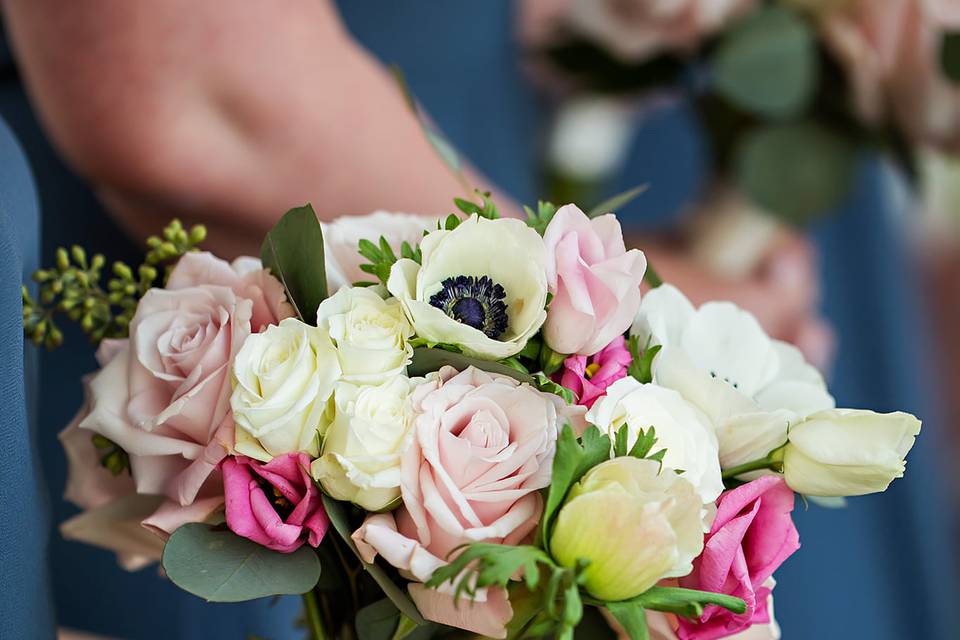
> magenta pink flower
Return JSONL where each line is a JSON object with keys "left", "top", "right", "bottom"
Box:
{"left": 554, "top": 335, "right": 632, "bottom": 408}
{"left": 223, "top": 453, "right": 329, "bottom": 553}
{"left": 677, "top": 476, "right": 799, "bottom": 640}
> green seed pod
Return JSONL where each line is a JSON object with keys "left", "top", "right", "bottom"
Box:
{"left": 160, "top": 241, "right": 177, "bottom": 257}
{"left": 189, "top": 225, "right": 207, "bottom": 244}
{"left": 91, "top": 254, "right": 105, "bottom": 270}
{"left": 56, "top": 247, "right": 69, "bottom": 270}
{"left": 71, "top": 245, "right": 86, "bottom": 266}
{"left": 113, "top": 262, "right": 133, "bottom": 281}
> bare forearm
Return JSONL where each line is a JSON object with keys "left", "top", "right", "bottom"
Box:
{"left": 2, "top": 0, "right": 506, "bottom": 255}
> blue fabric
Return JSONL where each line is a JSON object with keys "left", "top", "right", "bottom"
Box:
{"left": 0, "top": 115, "right": 55, "bottom": 638}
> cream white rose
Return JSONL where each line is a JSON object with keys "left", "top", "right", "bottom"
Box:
{"left": 587, "top": 377, "right": 724, "bottom": 505}
{"left": 387, "top": 215, "right": 549, "bottom": 359}
{"left": 783, "top": 409, "right": 921, "bottom": 496}
{"left": 632, "top": 284, "right": 834, "bottom": 467}
{"left": 312, "top": 376, "right": 414, "bottom": 511}
{"left": 317, "top": 286, "right": 414, "bottom": 384}
{"left": 231, "top": 317, "right": 341, "bottom": 460}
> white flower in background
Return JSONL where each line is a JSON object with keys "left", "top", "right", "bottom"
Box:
{"left": 317, "top": 286, "right": 414, "bottom": 384}
{"left": 322, "top": 211, "right": 434, "bottom": 291}
{"left": 548, "top": 96, "right": 636, "bottom": 181}
{"left": 312, "top": 376, "right": 414, "bottom": 511}
{"left": 231, "top": 317, "right": 341, "bottom": 460}
{"left": 631, "top": 283, "right": 835, "bottom": 467}
{"left": 783, "top": 409, "right": 921, "bottom": 496}
{"left": 587, "top": 377, "right": 723, "bottom": 505}
{"left": 387, "top": 215, "right": 549, "bottom": 359}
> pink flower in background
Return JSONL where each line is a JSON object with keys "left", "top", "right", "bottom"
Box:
{"left": 223, "top": 453, "right": 329, "bottom": 553}
{"left": 352, "top": 366, "right": 576, "bottom": 638}
{"left": 554, "top": 335, "right": 632, "bottom": 407}
{"left": 542, "top": 204, "right": 646, "bottom": 356}
{"left": 677, "top": 476, "right": 799, "bottom": 640}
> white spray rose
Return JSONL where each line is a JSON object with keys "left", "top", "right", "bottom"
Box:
{"left": 587, "top": 377, "right": 724, "bottom": 506}
{"left": 317, "top": 286, "right": 414, "bottom": 384}
{"left": 631, "top": 284, "right": 835, "bottom": 467}
{"left": 231, "top": 317, "right": 341, "bottom": 460}
{"left": 784, "top": 409, "right": 921, "bottom": 497}
{"left": 312, "top": 376, "right": 414, "bottom": 511}
{"left": 387, "top": 215, "right": 548, "bottom": 359}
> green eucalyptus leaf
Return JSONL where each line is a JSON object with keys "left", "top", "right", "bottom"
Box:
{"left": 586, "top": 184, "right": 649, "bottom": 219}
{"left": 735, "top": 121, "right": 858, "bottom": 224}
{"left": 357, "top": 598, "right": 401, "bottom": 640}
{"left": 604, "top": 601, "right": 649, "bottom": 640}
{"left": 712, "top": 6, "right": 816, "bottom": 118}
{"left": 408, "top": 347, "right": 536, "bottom": 384}
{"left": 161, "top": 523, "right": 321, "bottom": 602}
{"left": 941, "top": 32, "right": 960, "bottom": 84}
{"left": 260, "top": 204, "right": 327, "bottom": 325}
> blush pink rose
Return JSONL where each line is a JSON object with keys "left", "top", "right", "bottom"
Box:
{"left": 167, "top": 251, "right": 294, "bottom": 331}
{"left": 677, "top": 476, "right": 799, "bottom": 640}
{"left": 353, "top": 366, "right": 577, "bottom": 638}
{"left": 223, "top": 453, "right": 329, "bottom": 553}
{"left": 554, "top": 335, "right": 632, "bottom": 407}
{"left": 542, "top": 204, "right": 647, "bottom": 356}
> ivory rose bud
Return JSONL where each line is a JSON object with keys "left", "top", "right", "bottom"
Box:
{"left": 678, "top": 477, "right": 798, "bottom": 639}
{"left": 387, "top": 215, "right": 549, "bottom": 359}
{"left": 321, "top": 211, "right": 434, "bottom": 291}
{"left": 312, "top": 376, "right": 414, "bottom": 511}
{"left": 316, "top": 286, "right": 414, "bottom": 384}
{"left": 80, "top": 286, "right": 251, "bottom": 507}
{"left": 223, "top": 453, "right": 330, "bottom": 553}
{"left": 783, "top": 409, "right": 921, "bottom": 496}
{"left": 352, "top": 366, "right": 571, "bottom": 638}
{"left": 542, "top": 204, "right": 647, "bottom": 356}
{"left": 231, "top": 318, "right": 341, "bottom": 460}
{"left": 587, "top": 377, "right": 724, "bottom": 505}
{"left": 550, "top": 457, "right": 704, "bottom": 601}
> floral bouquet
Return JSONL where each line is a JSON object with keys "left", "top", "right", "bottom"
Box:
{"left": 24, "top": 196, "right": 920, "bottom": 639}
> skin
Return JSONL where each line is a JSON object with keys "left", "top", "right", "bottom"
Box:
{"left": 0, "top": 0, "right": 828, "bottom": 353}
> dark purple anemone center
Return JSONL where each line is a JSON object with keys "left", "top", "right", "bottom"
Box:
{"left": 428, "top": 275, "right": 509, "bottom": 339}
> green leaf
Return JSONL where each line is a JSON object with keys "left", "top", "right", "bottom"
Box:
{"left": 356, "top": 598, "right": 401, "bottom": 640}
{"left": 426, "top": 543, "right": 552, "bottom": 601}
{"left": 735, "top": 121, "right": 858, "bottom": 224}
{"left": 541, "top": 425, "right": 612, "bottom": 551}
{"left": 941, "top": 32, "right": 960, "bottom": 84}
{"left": 408, "top": 347, "right": 536, "bottom": 384}
{"left": 605, "top": 602, "right": 649, "bottom": 640}
{"left": 712, "top": 6, "right": 816, "bottom": 118}
{"left": 525, "top": 200, "right": 559, "bottom": 235}
{"left": 321, "top": 495, "right": 426, "bottom": 624}
{"left": 631, "top": 586, "right": 747, "bottom": 619}
{"left": 161, "top": 523, "right": 321, "bottom": 602}
{"left": 586, "top": 184, "right": 649, "bottom": 219}
{"left": 643, "top": 262, "right": 663, "bottom": 288}
{"left": 260, "top": 204, "right": 328, "bottom": 325}
{"left": 627, "top": 343, "right": 661, "bottom": 384}
{"left": 534, "top": 372, "right": 577, "bottom": 405}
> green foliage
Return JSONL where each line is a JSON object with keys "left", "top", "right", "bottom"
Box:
{"left": 524, "top": 200, "right": 559, "bottom": 235}
{"left": 23, "top": 219, "right": 205, "bottom": 349}
{"left": 407, "top": 347, "right": 536, "bottom": 385}
{"left": 161, "top": 523, "right": 321, "bottom": 602}
{"left": 627, "top": 338, "right": 661, "bottom": 384}
{"left": 941, "top": 32, "right": 960, "bottom": 84}
{"left": 586, "top": 184, "right": 649, "bottom": 219}
{"left": 426, "top": 543, "right": 589, "bottom": 640}
{"left": 624, "top": 586, "right": 747, "bottom": 619}
{"left": 91, "top": 434, "right": 130, "bottom": 476}
{"left": 534, "top": 372, "right": 577, "bottom": 405}
{"left": 611, "top": 424, "right": 666, "bottom": 464}
{"left": 538, "top": 344, "right": 567, "bottom": 377}
{"left": 541, "top": 425, "right": 612, "bottom": 551}
{"left": 358, "top": 236, "right": 422, "bottom": 287}
{"left": 260, "top": 204, "right": 328, "bottom": 325}
{"left": 604, "top": 601, "right": 649, "bottom": 640}
{"left": 643, "top": 262, "right": 663, "bottom": 288}
{"left": 734, "top": 121, "right": 858, "bottom": 224}
{"left": 454, "top": 190, "right": 500, "bottom": 220}
{"left": 712, "top": 6, "right": 817, "bottom": 119}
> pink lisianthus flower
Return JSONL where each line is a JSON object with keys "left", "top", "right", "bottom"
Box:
{"left": 554, "top": 335, "right": 632, "bottom": 408}
{"left": 223, "top": 453, "right": 329, "bottom": 553}
{"left": 677, "top": 476, "right": 799, "bottom": 640}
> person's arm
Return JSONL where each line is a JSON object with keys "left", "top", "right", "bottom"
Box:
{"left": 1, "top": 0, "right": 508, "bottom": 256}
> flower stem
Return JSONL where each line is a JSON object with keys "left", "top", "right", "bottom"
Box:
{"left": 302, "top": 589, "right": 326, "bottom": 640}
{"left": 721, "top": 456, "right": 782, "bottom": 480}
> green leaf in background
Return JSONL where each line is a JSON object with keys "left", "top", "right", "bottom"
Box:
{"left": 734, "top": 121, "right": 858, "bottom": 224}
{"left": 541, "top": 425, "right": 612, "bottom": 551}
{"left": 356, "top": 598, "right": 402, "bottom": 640}
{"left": 604, "top": 601, "right": 649, "bottom": 640}
{"left": 161, "top": 523, "right": 321, "bottom": 602}
{"left": 260, "top": 204, "right": 328, "bottom": 325}
{"left": 586, "top": 184, "right": 649, "bottom": 219}
{"left": 941, "top": 32, "right": 960, "bottom": 84}
{"left": 627, "top": 339, "right": 660, "bottom": 384}
{"left": 712, "top": 6, "right": 817, "bottom": 119}
{"left": 408, "top": 347, "right": 536, "bottom": 385}
{"left": 321, "top": 495, "right": 426, "bottom": 625}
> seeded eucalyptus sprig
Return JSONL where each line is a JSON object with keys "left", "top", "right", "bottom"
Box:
{"left": 22, "top": 219, "right": 206, "bottom": 349}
